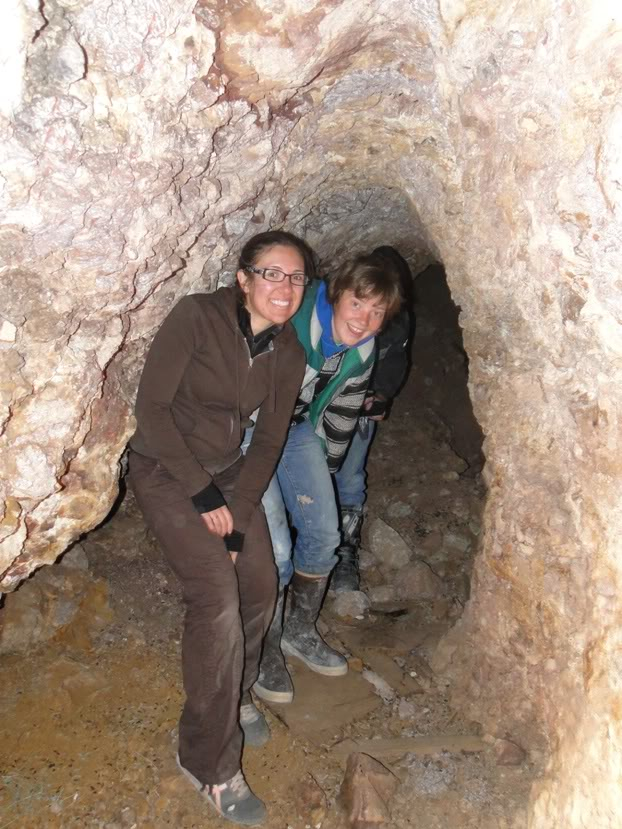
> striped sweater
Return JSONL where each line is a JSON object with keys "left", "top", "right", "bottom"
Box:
{"left": 291, "top": 280, "right": 376, "bottom": 472}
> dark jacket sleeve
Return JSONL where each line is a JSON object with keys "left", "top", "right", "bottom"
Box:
{"left": 370, "top": 308, "right": 413, "bottom": 401}
{"left": 133, "top": 297, "right": 214, "bottom": 498}
{"left": 228, "top": 339, "right": 306, "bottom": 536}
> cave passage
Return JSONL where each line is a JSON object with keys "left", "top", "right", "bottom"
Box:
{"left": 361, "top": 262, "right": 486, "bottom": 613}
{"left": 0, "top": 250, "right": 511, "bottom": 829}
{"left": 2, "top": 0, "right": 620, "bottom": 825}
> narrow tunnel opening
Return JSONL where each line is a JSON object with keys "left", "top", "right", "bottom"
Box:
{"left": 356, "top": 261, "right": 486, "bottom": 619}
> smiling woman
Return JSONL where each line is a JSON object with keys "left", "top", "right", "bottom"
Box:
{"left": 237, "top": 245, "right": 309, "bottom": 333}
{"left": 328, "top": 256, "right": 403, "bottom": 347}
{"left": 126, "top": 229, "right": 314, "bottom": 826}
{"left": 251, "top": 252, "right": 405, "bottom": 705}
{"left": 332, "top": 291, "right": 386, "bottom": 345}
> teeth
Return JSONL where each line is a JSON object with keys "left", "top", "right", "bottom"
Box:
{"left": 270, "top": 300, "right": 289, "bottom": 307}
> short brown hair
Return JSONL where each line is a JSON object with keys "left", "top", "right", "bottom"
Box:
{"left": 326, "top": 252, "right": 404, "bottom": 320}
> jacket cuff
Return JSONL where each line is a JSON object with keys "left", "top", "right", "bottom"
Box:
{"left": 191, "top": 482, "right": 226, "bottom": 514}
{"left": 224, "top": 530, "right": 245, "bottom": 553}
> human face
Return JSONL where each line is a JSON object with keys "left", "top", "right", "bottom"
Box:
{"left": 236, "top": 244, "right": 306, "bottom": 334}
{"left": 332, "top": 289, "right": 387, "bottom": 346}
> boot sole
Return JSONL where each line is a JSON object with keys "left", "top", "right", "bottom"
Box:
{"left": 252, "top": 682, "right": 294, "bottom": 704}
{"left": 281, "top": 639, "right": 349, "bottom": 676}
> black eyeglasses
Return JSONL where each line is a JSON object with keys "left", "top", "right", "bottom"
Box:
{"left": 243, "top": 264, "right": 309, "bottom": 287}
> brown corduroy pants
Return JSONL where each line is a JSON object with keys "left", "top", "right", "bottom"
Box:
{"left": 128, "top": 450, "right": 277, "bottom": 784}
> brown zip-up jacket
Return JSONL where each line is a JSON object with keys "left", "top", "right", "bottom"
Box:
{"left": 130, "top": 287, "right": 305, "bottom": 537}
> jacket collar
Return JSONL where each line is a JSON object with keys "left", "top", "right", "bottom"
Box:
{"left": 237, "top": 302, "right": 282, "bottom": 357}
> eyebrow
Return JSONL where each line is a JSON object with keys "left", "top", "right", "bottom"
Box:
{"left": 264, "top": 265, "right": 306, "bottom": 272}
{"left": 352, "top": 291, "right": 389, "bottom": 308}
{"left": 354, "top": 296, "right": 387, "bottom": 308}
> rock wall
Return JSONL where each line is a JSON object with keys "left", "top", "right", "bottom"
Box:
{"left": 1, "top": 0, "right": 621, "bottom": 825}
{"left": 428, "top": 5, "right": 622, "bottom": 826}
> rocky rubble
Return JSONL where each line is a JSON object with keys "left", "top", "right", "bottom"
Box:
{"left": 0, "top": 544, "right": 112, "bottom": 654}
{"left": 339, "top": 753, "right": 400, "bottom": 829}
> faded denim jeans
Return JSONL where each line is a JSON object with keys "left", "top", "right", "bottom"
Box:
{"left": 243, "top": 418, "right": 340, "bottom": 585}
{"left": 334, "top": 418, "right": 376, "bottom": 509}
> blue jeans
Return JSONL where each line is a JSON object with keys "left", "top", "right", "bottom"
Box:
{"left": 334, "top": 419, "right": 376, "bottom": 509}
{"left": 243, "top": 419, "right": 340, "bottom": 585}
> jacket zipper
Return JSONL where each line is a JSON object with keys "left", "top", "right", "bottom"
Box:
{"left": 245, "top": 339, "right": 274, "bottom": 366}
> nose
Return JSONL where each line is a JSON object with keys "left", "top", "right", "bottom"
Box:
{"left": 276, "top": 277, "right": 294, "bottom": 296}
{"left": 357, "top": 309, "right": 371, "bottom": 328}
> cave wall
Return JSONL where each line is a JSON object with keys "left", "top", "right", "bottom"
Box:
{"left": 429, "top": 5, "right": 622, "bottom": 826}
{"left": 1, "top": 0, "right": 622, "bottom": 825}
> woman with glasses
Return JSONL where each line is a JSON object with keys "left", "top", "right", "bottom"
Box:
{"left": 128, "top": 230, "right": 313, "bottom": 826}
{"left": 252, "top": 253, "right": 404, "bottom": 705}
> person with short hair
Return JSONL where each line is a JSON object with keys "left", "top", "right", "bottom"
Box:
{"left": 128, "top": 230, "right": 313, "bottom": 826}
{"left": 252, "top": 252, "right": 404, "bottom": 704}
{"left": 331, "top": 245, "right": 415, "bottom": 592}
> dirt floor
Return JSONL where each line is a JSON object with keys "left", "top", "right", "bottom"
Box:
{"left": 0, "top": 267, "right": 538, "bottom": 828}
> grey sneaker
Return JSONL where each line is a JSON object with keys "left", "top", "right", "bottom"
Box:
{"left": 240, "top": 702, "right": 270, "bottom": 747}
{"left": 177, "top": 756, "right": 266, "bottom": 826}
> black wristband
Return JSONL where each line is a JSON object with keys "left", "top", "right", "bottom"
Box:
{"left": 191, "top": 482, "right": 226, "bottom": 514}
{"left": 224, "top": 530, "right": 245, "bottom": 553}
{"left": 365, "top": 398, "right": 388, "bottom": 417}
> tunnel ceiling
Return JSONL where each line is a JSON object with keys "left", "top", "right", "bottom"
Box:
{"left": 1, "top": 2, "right": 622, "bottom": 826}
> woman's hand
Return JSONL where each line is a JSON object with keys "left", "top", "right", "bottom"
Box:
{"left": 201, "top": 506, "right": 241, "bottom": 563}
{"left": 201, "top": 505, "right": 234, "bottom": 537}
